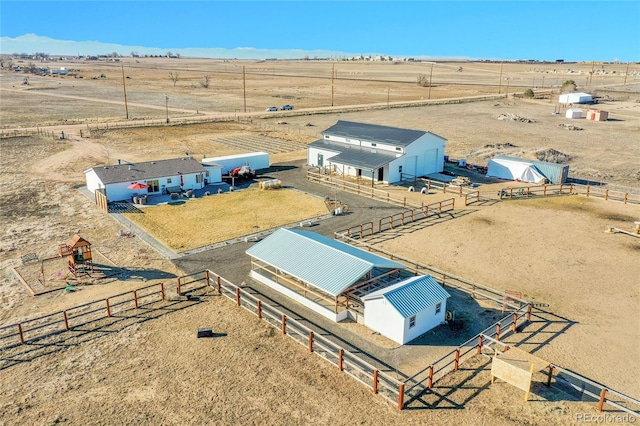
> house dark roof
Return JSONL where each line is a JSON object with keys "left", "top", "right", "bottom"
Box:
{"left": 87, "top": 157, "right": 206, "bottom": 185}
{"left": 308, "top": 139, "right": 399, "bottom": 171}
{"left": 323, "top": 120, "right": 427, "bottom": 147}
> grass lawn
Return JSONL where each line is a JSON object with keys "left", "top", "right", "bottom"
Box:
{"left": 124, "top": 188, "right": 327, "bottom": 251}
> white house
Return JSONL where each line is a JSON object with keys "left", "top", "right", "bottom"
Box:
{"left": 307, "top": 121, "right": 446, "bottom": 184}
{"left": 565, "top": 108, "right": 583, "bottom": 119}
{"left": 559, "top": 92, "right": 592, "bottom": 104}
{"left": 362, "top": 275, "right": 451, "bottom": 345}
{"left": 84, "top": 157, "right": 208, "bottom": 202}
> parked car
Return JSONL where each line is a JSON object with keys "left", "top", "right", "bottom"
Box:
{"left": 281, "top": 104, "right": 294, "bottom": 110}
{"left": 265, "top": 106, "right": 278, "bottom": 111}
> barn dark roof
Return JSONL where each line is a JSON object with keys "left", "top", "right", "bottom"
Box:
{"left": 308, "top": 139, "right": 399, "bottom": 170}
{"left": 88, "top": 157, "right": 206, "bottom": 184}
{"left": 323, "top": 120, "right": 427, "bottom": 147}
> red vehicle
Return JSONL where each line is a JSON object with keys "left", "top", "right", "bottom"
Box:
{"left": 229, "top": 164, "right": 256, "bottom": 179}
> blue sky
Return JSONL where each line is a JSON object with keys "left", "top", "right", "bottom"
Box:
{"left": 1, "top": 1, "right": 639, "bottom": 61}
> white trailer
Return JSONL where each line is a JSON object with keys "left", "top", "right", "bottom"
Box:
{"left": 202, "top": 152, "right": 270, "bottom": 175}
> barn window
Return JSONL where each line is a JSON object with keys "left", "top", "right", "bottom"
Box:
{"left": 409, "top": 316, "right": 416, "bottom": 328}
{"left": 395, "top": 147, "right": 402, "bottom": 151}
{"left": 435, "top": 303, "right": 442, "bottom": 314}
{"left": 371, "top": 143, "right": 377, "bottom": 147}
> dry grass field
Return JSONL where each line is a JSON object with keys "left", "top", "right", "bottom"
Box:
{"left": 0, "top": 58, "right": 639, "bottom": 425}
{"left": 124, "top": 188, "right": 327, "bottom": 251}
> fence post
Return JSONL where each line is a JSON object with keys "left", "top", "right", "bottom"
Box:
{"left": 428, "top": 365, "right": 434, "bottom": 388}
{"left": 177, "top": 277, "right": 182, "bottom": 296}
{"left": 398, "top": 384, "right": 405, "bottom": 410}
{"left": 17, "top": 324, "right": 24, "bottom": 344}
{"left": 544, "top": 185, "right": 547, "bottom": 196}
{"left": 586, "top": 185, "right": 590, "bottom": 197}
{"left": 257, "top": 300, "right": 262, "bottom": 319}
{"left": 439, "top": 201, "right": 442, "bottom": 213}
{"left": 496, "top": 323, "right": 501, "bottom": 341}
{"left": 477, "top": 335, "right": 483, "bottom": 355}
{"left": 401, "top": 212, "right": 405, "bottom": 225}
{"left": 512, "top": 312, "right": 518, "bottom": 332}
{"left": 236, "top": 288, "right": 241, "bottom": 306}
{"left": 338, "top": 349, "right": 344, "bottom": 371}
{"left": 527, "top": 304, "right": 532, "bottom": 321}
{"left": 546, "top": 365, "right": 554, "bottom": 386}
{"left": 373, "top": 370, "right": 379, "bottom": 394}
{"left": 370, "top": 222, "right": 373, "bottom": 236}
{"left": 624, "top": 193, "right": 628, "bottom": 204}
{"left": 559, "top": 184, "right": 563, "bottom": 195}
{"left": 605, "top": 189, "right": 608, "bottom": 201}
{"left": 459, "top": 186, "right": 462, "bottom": 197}
{"left": 598, "top": 388, "right": 607, "bottom": 412}
{"left": 403, "top": 197, "right": 406, "bottom": 207}
{"left": 63, "top": 311, "right": 70, "bottom": 331}
{"left": 205, "top": 270, "right": 210, "bottom": 287}
{"left": 133, "top": 291, "right": 139, "bottom": 309}
{"left": 217, "top": 276, "right": 221, "bottom": 294}
{"left": 308, "top": 331, "right": 314, "bottom": 352}
{"left": 281, "top": 315, "right": 287, "bottom": 334}
{"left": 464, "top": 194, "right": 468, "bottom": 206}
{"left": 570, "top": 184, "right": 574, "bottom": 194}
{"left": 452, "top": 198, "right": 455, "bottom": 209}
{"left": 106, "top": 299, "right": 111, "bottom": 317}
{"left": 454, "top": 348, "right": 460, "bottom": 371}
{"left": 160, "top": 282, "right": 165, "bottom": 300}
{"left": 472, "top": 284, "right": 476, "bottom": 299}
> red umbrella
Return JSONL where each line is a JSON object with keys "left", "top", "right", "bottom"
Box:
{"left": 128, "top": 182, "right": 149, "bottom": 190}
{"left": 128, "top": 182, "right": 149, "bottom": 195}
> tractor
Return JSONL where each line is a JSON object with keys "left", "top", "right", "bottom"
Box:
{"left": 229, "top": 164, "right": 256, "bottom": 179}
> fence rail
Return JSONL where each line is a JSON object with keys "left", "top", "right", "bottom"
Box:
{"left": 0, "top": 282, "right": 167, "bottom": 349}
{"left": 204, "top": 269, "right": 404, "bottom": 408}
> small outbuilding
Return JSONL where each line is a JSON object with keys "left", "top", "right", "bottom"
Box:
{"left": 486, "top": 155, "right": 569, "bottom": 184}
{"left": 559, "top": 92, "right": 592, "bottom": 104}
{"left": 202, "top": 152, "right": 270, "bottom": 175}
{"left": 362, "top": 275, "right": 450, "bottom": 345}
{"left": 565, "top": 108, "right": 583, "bottom": 119}
{"left": 586, "top": 109, "right": 609, "bottom": 121}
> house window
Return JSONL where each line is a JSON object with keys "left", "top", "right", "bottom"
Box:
{"left": 409, "top": 316, "right": 416, "bottom": 328}
{"left": 196, "top": 174, "right": 203, "bottom": 183}
{"left": 399, "top": 165, "right": 403, "bottom": 174}
{"left": 167, "top": 178, "right": 172, "bottom": 184}
{"left": 435, "top": 303, "right": 442, "bottom": 314}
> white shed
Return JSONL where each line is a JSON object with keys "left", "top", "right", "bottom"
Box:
{"left": 362, "top": 275, "right": 450, "bottom": 345}
{"left": 559, "top": 92, "right": 592, "bottom": 104}
{"left": 565, "top": 108, "right": 583, "bottom": 119}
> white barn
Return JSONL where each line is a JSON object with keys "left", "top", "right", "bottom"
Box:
{"left": 202, "top": 152, "right": 270, "bottom": 175}
{"left": 84, "top": 157, "right": 208, "bottom": 202}
{"left": 559, "top": 92, "right": 592, "bottom": 104}
{"left": 362, "top": 275, "right": 450, "bottom": 345}
{"left": 307, "top": 121, "right": 446, "bottom": 184}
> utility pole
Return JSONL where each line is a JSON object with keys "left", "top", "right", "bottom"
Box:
{"left": 387, "top": 86, "right": 390, "bottom": 108}
{"left": 165, "top": 94, "right": 169, "bottom": 123}
{"left": 624, "top": 62, "right": 630, "bottom": 85}
{"left": 428, "top": 63, "right": 434, "bottom": 100}
{"left": 121, "top": 63, "right": 129, "bottom": 119}
{"left": 243, "top": 65, "right": 247, "bottom": 113}
{"left": 498, "top": 63, "right": 503, "bottom": 94}
{"left": 331, "top": 64, "right": 335, "bottom": 107}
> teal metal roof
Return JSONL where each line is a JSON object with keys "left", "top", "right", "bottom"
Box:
{"left": 363, "top": 275, "right": 451, "bottom": 318}
{"left": 245, "top": 228, "right": 406, "bottom": 296}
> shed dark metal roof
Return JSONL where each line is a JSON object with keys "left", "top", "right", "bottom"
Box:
{"left": 323, "top": 120, "right": 427, "bottom": 147}
{"left": 308, "top": 139, "right": 399, "bottom": 171}
{"left": 88, "top": 157, "right": 206, "bottom": 184}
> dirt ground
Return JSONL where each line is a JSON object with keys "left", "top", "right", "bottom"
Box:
{"left": 1, "top": 59, "right": 639, "bottom": 424}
